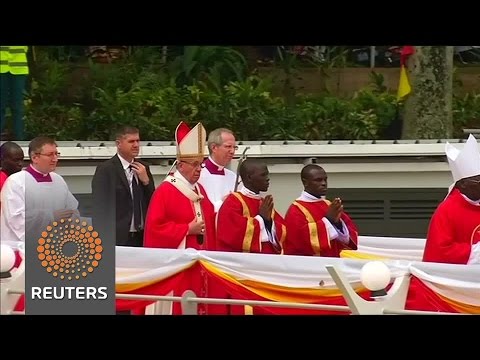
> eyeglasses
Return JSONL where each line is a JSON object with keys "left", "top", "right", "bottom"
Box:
{"left": 37, "top": 152, "right": 61, "bottom": 158}
{"left": 181, "top": 160, "right": 205, "bottom": 168}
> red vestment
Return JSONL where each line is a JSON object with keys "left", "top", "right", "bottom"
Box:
{"left": 144, "top": 180, "right": 216, "bottom": 251}
{"left": 0, "top": 170, "right": 7, "bottom": 190}
{"left": 216, "top": 191, "right": 286, "bottom": 315}
{"left": 423, "top": 189, "right": 480, "bottom": 264}
{"left": 143, "top": 179, "right": 216, "bottom": 315}
{"left": 0, "top": 170, "right": 8, "bottom": 209}
{"left": 283, "top": 199, "right": 358, "bottom": 257}
{"left": 216, "top": 192, "right": 286, "bottom": 254}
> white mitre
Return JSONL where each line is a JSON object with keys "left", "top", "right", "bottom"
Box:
{"left": 445, "top": 134, "right": 480, "bottom": 193}
{"left": 175, "top": 121, "right": 207, "bottom": 162}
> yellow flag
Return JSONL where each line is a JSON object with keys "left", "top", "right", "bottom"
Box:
{"left": 397, "top": 65, "right": 411, "bottom": 100}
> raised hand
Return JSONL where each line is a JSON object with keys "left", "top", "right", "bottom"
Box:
{"left": 130, "top": 161, "right": 149, "bottom": 185}
{"left": 259, "top": 195, "right": 274, "bottom": 221}
{"left": 326, "top": 197, "right": 343, "bottom": 223}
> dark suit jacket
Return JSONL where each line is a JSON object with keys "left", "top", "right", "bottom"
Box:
{"left": 91, "top": 154, "right": 155, "bottom": 247}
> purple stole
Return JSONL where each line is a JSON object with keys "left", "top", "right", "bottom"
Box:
{"left": 203, "top": 158, "right": 225, "bottom": 175}
{"left": 24, "top": 165, "right": 53, "bottom": 183}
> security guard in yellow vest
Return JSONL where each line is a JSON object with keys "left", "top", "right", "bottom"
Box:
{"left": 0, "top": 46, "right": 29, "bottom": 140}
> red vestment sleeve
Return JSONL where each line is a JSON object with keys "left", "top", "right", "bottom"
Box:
{"left": 341, "top": 212, "right": 359, "bottom": 250}
{"left": 0, "top": 171, "right": 7, "bottom": 209}
{"left": 143, "top": 182, "right": 190, "bottom": 249}
{"left": 423, "top": 205, "right": 471, "bottom": 264}
{"left": 273, "top": 210, "right": 287, "bottom": 252}
{"left": 198, "top": 184, "right": 217, "bottom": 251}
{"left": 0, "top": 171, "right": 7, "bottom": 190}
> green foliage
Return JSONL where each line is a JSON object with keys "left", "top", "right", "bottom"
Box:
{"left": 23, "top": 46, "right": 479, "bottom": 141}
{"left": 168, "top": 46, "right": 248, "bottom": 92}
{"left": 24, "top": 52, "right": 85, "bottom": 139}
{"left": 452, "top": 93, "right": 480, "bottom": 137}
{"left": 351, "top": 77, "right": 398, "bottom": 138}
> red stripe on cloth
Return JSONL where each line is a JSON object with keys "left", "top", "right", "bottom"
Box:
{"left": 116, "top": 265, "right": 198, "bottom": 313}
{"left": 405, "top": 276, "right": 459, "bottom": 313}
{"left": 202, "top": 263, "right": 374, "bottom": 315}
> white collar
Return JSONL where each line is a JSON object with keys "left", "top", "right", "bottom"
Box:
{"left": 173, "top": 170, "right": 196, "bottom": 190}
{"left": 239, "top": 185, "right": 263, "bottom": 200}
{"left": 461, "top": 193, "right": 480, "bottom": 206}
{"left": 297, "top": 190, "right": 326, "bottom": 202}
{"left": 209, "top": 156, "right": 224, "bottom": 171}
{"left": 30, "top": 164, "right": 50, "bottom": 176}
{"left": 118, "top": 153, "right": 134, "bottom": 170}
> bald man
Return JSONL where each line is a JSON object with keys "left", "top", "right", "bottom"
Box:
{"left": 283, "top": 164, "right": 358, "bottom": 257}
{"left": 216, "top": 159, "right": 286, "bottom": 254}
{"left": 0, "top": 141, "right": 24, "bottom": 190}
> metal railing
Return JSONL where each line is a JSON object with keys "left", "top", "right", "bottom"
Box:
{"left": 112, "top": 265, "right": 464, "bottom": 315}
{"left": 114, "top": 264, "right": 464, "bottom": 315}
{"left": 116, "top": 291, "right": 352, "bottom": 315}
{"left": 1, "top": 264, "right": 465, "bottom": 316}
{"left": 4, "top": 290, "right": 462, "bottom": 316}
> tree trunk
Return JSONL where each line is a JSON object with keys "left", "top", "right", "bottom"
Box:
{"left": 402, "top": 46, "right": 454, "bottom": 139}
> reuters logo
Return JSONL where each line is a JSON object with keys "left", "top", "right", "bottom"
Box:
{"left": 37, "top": 218, "right": 103, "bottom": 280}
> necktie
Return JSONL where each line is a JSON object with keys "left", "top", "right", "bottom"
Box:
{"left": 129, "top": 165, "right": 143, "bottom": 231}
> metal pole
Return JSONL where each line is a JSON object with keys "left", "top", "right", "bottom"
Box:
{"left": 233, "top": 146, "right": 250, "bottom": 192}
{"left": 370, "top": 46, "right": 376, "bottom": 68}
{"left": 181, "top": 290, "right": 198, "bottom": 315}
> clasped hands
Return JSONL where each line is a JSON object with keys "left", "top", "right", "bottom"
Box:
{"left": 326, "top": 197, "right": 344, "bottom": 226}
{"left": 188, "top": 220, "right": 205, "bottom": 235}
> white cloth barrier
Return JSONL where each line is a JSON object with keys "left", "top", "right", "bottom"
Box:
{"left": 116, "top": 246, "right": 408, "bottom": 289}
{"left": 410, "top": 261, "right": 480, "bottom": 306}
{"left": 116, "top": 246, "right": 480, "bottom": 308}
{"left": 2, "top": 244, "right": 478, "bottom": 314}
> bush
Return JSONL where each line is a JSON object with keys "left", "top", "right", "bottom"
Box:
{"left": 23, "top": 46, "right": 478, "bottom": 141}
{"left": 452, "top": 93, "right": 480, "bottom": 137}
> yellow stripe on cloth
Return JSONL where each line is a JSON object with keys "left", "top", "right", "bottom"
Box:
{"left": 436, "top": 291, "right": 480, "bottom": 314}
{"left": 340, "top": 250, "right": 388, "bottom": 261}
{"left": 200, "top": 260, "right": 366, "bottom": 303}
{"left": 279, "top": 223, "right": 286, "bottom": 254}
{"left": 292, "top": 201, "right": 321, "bottom": 255}
{"left": 232, "top": 192, "right": 255, "bottom": 252}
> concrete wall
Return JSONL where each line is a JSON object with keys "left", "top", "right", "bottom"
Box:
{"left": 57, "top": 159, "right": 453, "bottom": 238}
{"left": 55, "top": 160, "right": 453, "bottom": 216}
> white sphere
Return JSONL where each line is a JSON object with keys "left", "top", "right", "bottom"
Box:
{"left": 1, "top": 244, "right": 16, "bottom": 273}
{"left": 360, "top": 261, "right": 391, "bottom": 291}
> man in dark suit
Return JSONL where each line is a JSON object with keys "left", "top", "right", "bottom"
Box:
{"left": 91, "top": 126, "right": 155, "bottom": 247}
